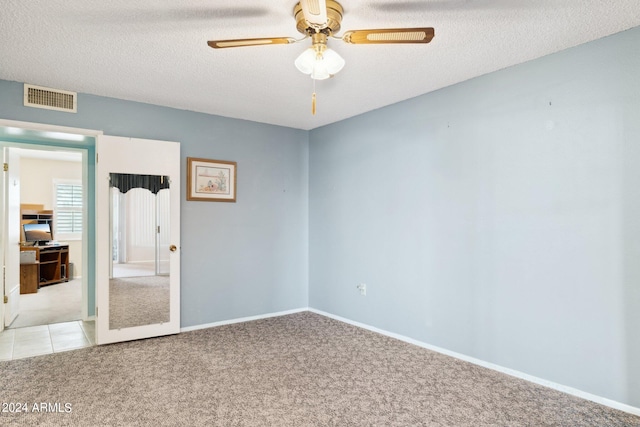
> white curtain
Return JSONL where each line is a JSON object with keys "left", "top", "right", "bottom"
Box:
{"left": 125, "top": 188, "right": 156, "bottom": 263}
{"left": 111, "top": 185, "right": 170, "bottom": 274}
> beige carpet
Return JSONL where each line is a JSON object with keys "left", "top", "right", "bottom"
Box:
{"left": 109, "top": 276, "right": 170, "bottom": 330}
{"left": 8, "top": 279, "right": 82, "bottom": 329}
{"left": 0, "top": 312, "right": 638, "bottom": 426}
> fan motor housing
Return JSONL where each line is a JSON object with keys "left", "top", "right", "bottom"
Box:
{"left": 294, "top": 0, "right": 344, "bottom": 35}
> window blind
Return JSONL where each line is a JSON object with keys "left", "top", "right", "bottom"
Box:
{"left": 56, "top": 183, "right": 83, "bottom": 235}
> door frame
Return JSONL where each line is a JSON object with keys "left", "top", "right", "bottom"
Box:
{"left": 0, "top": 119, "right": 102, "bottom": 332}
{"left": 2, "top": 147, "right": 22, "bottom": 328}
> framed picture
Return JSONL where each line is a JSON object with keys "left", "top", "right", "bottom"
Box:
{"left": 187, "top": 157, "right": 237, "bottom": 202}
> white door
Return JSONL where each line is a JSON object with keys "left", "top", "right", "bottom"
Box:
{"left": 0, "top": 149, "right": 4, "bottom": 332}
{"left": 2, "top": 147, "right": 21, "bottom": 328}
{"left": 96, "top": 136, "right": 180, "bottom": 345}
{"left": 0, "top": 149, "right": 5, "bottom": 332}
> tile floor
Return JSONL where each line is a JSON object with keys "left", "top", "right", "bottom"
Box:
{"left": 0, "top": 320, "right": 94, "bottom": 361}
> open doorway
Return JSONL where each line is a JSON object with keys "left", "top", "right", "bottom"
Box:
{"left": 0, "top": 122, "right": 97, "bottom": 360}
{"left": 7, "top": 147, "right": 84, "bottom": 329}
{"left": 3, "top": 127, "right": 179, "bottom": 349}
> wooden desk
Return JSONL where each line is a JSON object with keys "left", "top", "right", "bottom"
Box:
{"left": 20, "top": 244, "right": 70, "bottom": 287}
{"left": 20, "top": 262, "right": 39, "bottom": 294}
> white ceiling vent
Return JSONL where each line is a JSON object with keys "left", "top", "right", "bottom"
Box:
{"left": 24, "top": 84, "right": 77, "bottom": 113}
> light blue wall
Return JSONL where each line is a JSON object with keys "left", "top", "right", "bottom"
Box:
{"left": 2, "top": 25, "right": 639, "bottom": 409}
{"left": 0, "top": 79, "right": 309, "bottom": 327}
{"left": 309, "top": 26, "right": 640, "bottom": 407}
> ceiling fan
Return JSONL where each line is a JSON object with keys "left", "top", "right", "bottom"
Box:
{"left": 207, "top": 0, "right": 434, "bottom": 113}
{"left": 208, "top": 0, "right": 434, "bottom": 78}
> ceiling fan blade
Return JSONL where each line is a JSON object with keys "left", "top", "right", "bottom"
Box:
{"left": 342, "top": 27, "right": 435, "bottom": 44}
{"left": 207, "top": 37, "right": 297, "bottom": 49}
{"left": 300, "top": 0, "right": 328, "bottom": 27}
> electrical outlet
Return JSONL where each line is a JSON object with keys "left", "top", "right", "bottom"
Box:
{"left": 356, "top": 283, "right": 366, "bottom": 296}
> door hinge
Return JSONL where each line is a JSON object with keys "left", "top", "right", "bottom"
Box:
{"left": 96, "top": 153, "right": 98, "bottom": 163}
{"left": 3, "top": 163, "right": 8, "bottom": 172}
{"left": 96, "top": 306, "right": 98, "bottom": 316}
{"left": 3, "top": 295, "right": 8, "bottom": 304}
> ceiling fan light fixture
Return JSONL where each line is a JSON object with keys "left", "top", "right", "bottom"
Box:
{"left": 294, "top": 47, "right": 317, "bottom": 74}
{"left": 323, "top": 48, "right": 345, "bottom": 74}
{"left": 295, "top": 46, "right": 345, "bottom": 80}
{"left": 310, "top": 61, "right": 330, "bottom": 80}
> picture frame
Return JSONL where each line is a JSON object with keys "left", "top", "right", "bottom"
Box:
{"left": 186, "top": 157, "right": 237, "bottom": 202}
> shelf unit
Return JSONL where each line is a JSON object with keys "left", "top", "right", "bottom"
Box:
{"left": 20, "top": 245, "right": 69, "bottom": 287}
{"left": 20, "top": 203, "right": 54, "bottom": 242}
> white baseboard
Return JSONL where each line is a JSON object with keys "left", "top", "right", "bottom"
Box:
{"left": 178, "top": 307, "right": 639, "bottom": 416}
{"left": 308, "top": 308, "right": 640, "bottom": 417}
{"left": 180, "top": 307, "right": 308, "bottom": 333}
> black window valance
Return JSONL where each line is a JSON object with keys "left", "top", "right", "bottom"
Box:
{"left": 109, "top": 173, "right": 170, "bottom": 195}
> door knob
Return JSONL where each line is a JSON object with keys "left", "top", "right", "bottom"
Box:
{"left": 169, "top": 245, "right": 177, "bottom": 252}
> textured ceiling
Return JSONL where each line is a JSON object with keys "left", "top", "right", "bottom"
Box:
{"left": 1, "top": 0, "right": 639, "bottom": 130}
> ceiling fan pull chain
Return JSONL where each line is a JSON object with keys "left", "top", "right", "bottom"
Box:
{"left": 312, "top": 79, "right": 317, "bottom": 115}
{"left": 312, "top": 92, "right": 317, "bottom": 115}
